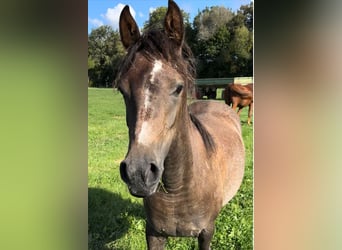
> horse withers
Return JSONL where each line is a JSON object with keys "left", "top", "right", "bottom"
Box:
{"left": 116, "top": 1, "right": 245, "bottom": 249}
{"left": 224, "top": 83, "right": 254, "bottom": 125}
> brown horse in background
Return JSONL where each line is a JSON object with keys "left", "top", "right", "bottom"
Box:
{"left": 224, "top": 83, "right": 253, "bottom": 125}
{"left": 116, "top": 1, "right": 245, "bottom": 249}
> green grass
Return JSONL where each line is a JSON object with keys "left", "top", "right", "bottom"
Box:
{"left": 88, "top": 88, "right": 253, "bottom": 250}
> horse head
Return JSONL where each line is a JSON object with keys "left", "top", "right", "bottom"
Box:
{"left": 116, "top": 0, "right": 194, "bottom": 197}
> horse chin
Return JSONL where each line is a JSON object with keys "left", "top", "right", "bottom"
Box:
{"left": 128, "top": 184, "right": 158, "bottom": 198}
{"left": 129, "top": 192, "right": 146, "bottom": 198}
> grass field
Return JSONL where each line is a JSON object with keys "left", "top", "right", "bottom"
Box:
{"left": 88, "top": 88, "right": 253, "bottom": 250}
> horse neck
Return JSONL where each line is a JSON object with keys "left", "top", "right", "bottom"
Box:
{"left": 161, "top": 100, "right": 194, "bottom": 192}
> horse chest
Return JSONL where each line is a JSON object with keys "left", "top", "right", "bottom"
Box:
{"left": 144, "top": 194, "right": 219, "bottom": 237}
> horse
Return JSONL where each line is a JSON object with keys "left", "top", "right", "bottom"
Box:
{"left": 224, "top": 83, "right": 254, "bottom": 125}
{"left": 116, "top": 1, "right": 245, "bottom": 249}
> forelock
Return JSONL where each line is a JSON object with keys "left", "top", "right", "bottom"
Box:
{"left": 115, "top": 29, "right": 196, "bottom": 94}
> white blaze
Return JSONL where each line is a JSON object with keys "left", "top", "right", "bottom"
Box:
{"left": 137, "top": 60, "right": 163, "bottom": 145}
{"left": 150, "top": 60, "right": 162, "bottom": 84}
{"left": 138, "top": 121, "right": 153, "bottom": 145}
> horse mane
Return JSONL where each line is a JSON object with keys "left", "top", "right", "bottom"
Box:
{"left": 115, "top": 29, "right": 196, "bottom": 95}
{"left": 189, "top": 112, "right": 216, "bottom": 154}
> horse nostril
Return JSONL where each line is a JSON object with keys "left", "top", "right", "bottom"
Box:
{"left": 120, "top": 161, "right": 129, "bottom": 183}
{"left": 147, "top": 163, "right": 160, "bottom": 185}
{"left": 150, "top": 163, "right": 158, "bottom": 174}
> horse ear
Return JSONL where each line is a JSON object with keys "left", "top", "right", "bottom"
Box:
{"left": 119, "top": 5, "right": 140, "bottom": 49}
{"left": 164, "top": 0, "right": 184, "bottom": 46}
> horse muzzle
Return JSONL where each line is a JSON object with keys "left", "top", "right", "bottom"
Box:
{"left": 119, "top": 159, "right": 162, "bottom": 197}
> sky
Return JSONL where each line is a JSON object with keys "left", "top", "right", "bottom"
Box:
{"left": 88, "top": 0, "right": 252, "bottom": 34}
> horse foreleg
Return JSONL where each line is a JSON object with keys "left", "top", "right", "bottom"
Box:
{"left": 247, "top": 102, "right": 253, "bottom": 125}
{"left": 237, "top": 107, "right": 243, "bottom": 116}
{"left": 198, "top": 224, "right": 215, "bottom": 250}
{"left": 146, "top": 236, "right": 166, "bottom": 250}
{"left": 232, "top": 103, "right": 238, "bottom": 113}
{"left": 146, "top": 223, "right": 167, "bottom": 250}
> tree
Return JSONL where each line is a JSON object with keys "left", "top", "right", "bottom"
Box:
{"left": 143, "top": 7, "right": 167, "bottom": 31}
{"left": 143, "top": 7, "right": 190, "bottom": 33}
{"left": 87, "top": 4, "right": 253, "bottom": 86}
{"left": 192, "top": 6, "right": 234, "bottom": 77}
{"left": 228, "top": 25, "right": 253, "bottom": 75}
{"left": 192, "top": 4, "right": 253, "bottom": 78}
{"left": 238, "top": 3, "right": 253, "bottom": 32}
{"left": 193, "top": 6, "right": 233, "bottom": 41}
{"left": 226, "top": 4, "right": 253, "bottom": 75}
{"left": 88, "top": 25, "right": 125, "bottom": 87}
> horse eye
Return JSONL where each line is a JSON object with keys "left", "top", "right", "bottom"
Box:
{"left": 173, "top": 85, "right": 183, "bottom": 96}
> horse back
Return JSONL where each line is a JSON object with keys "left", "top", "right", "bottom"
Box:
{"left": 231, "top": 83, "right": 253, "bottom": 98}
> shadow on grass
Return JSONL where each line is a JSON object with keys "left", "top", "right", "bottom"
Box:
{"left": 88, "top": 187, "right": 145, "bottom": 250}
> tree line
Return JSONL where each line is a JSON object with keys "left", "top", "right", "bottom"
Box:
{"left": 88, "top": 3, "right": 253, "bottom": 88}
